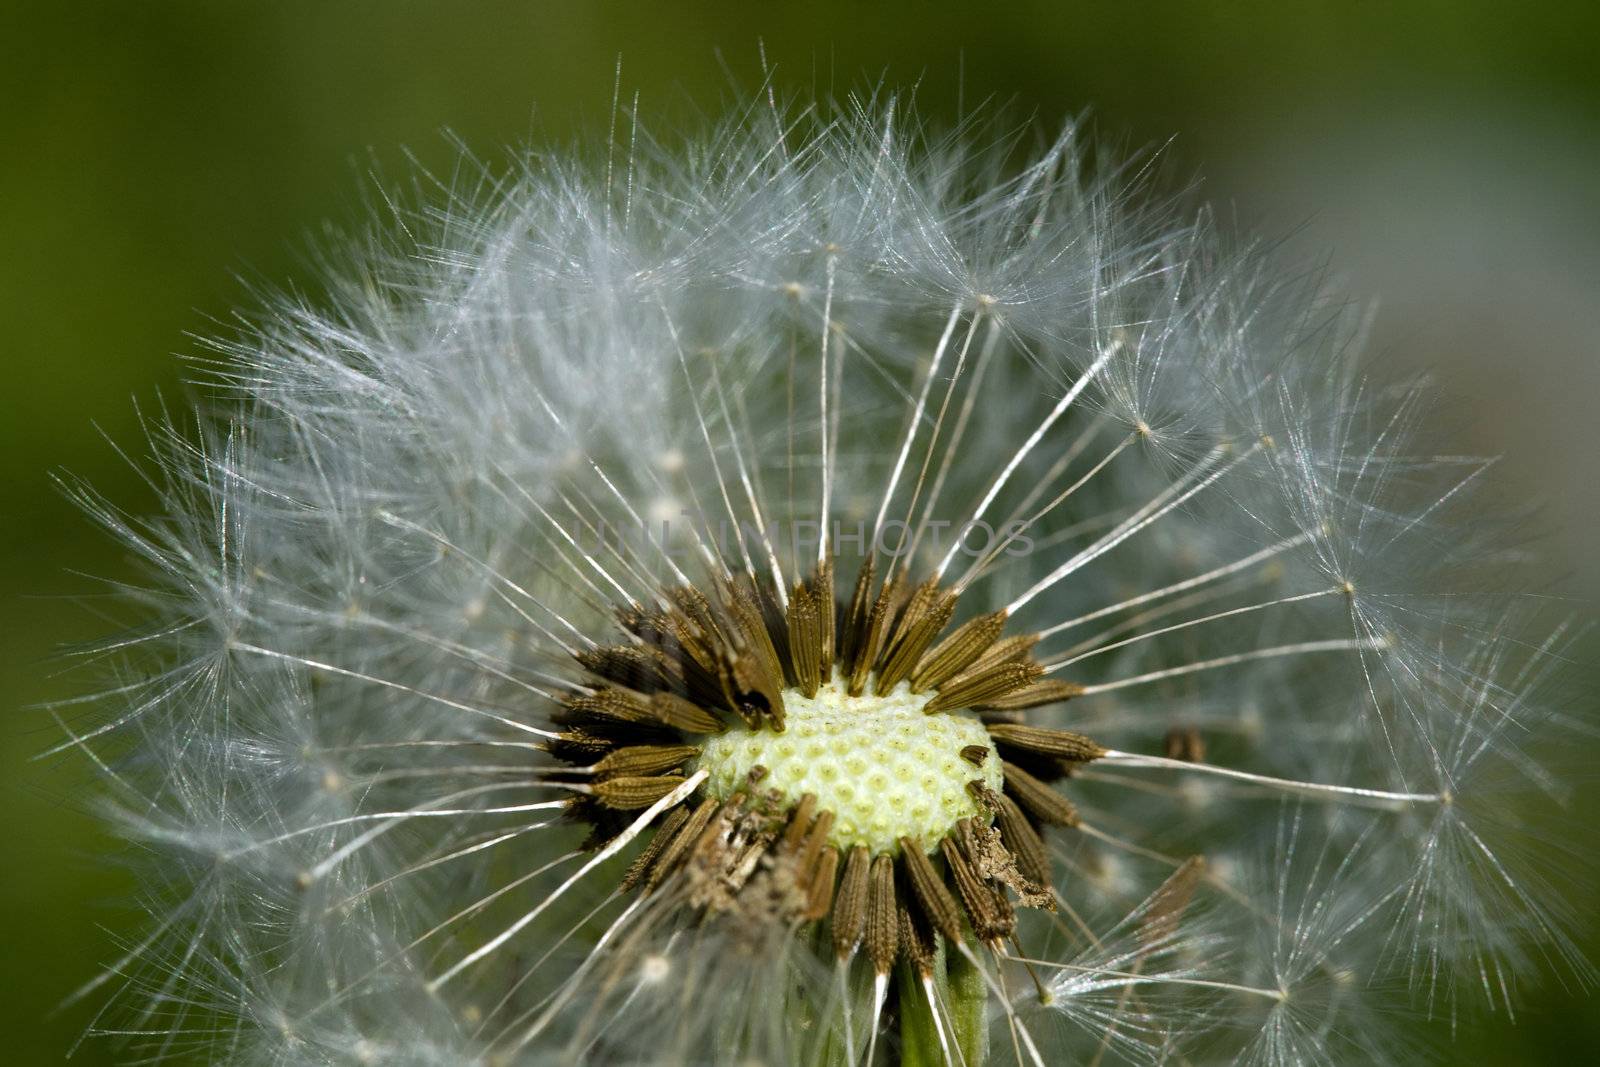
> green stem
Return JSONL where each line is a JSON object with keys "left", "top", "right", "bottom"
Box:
{"left": 897, "top": 940, "right": 989, "bottom": 1067}
{"left": 897, "top": 959, "right": 943, "bottom": 1067}
{"left": 947, "top": 946, "right": 990, "bottom": 1066}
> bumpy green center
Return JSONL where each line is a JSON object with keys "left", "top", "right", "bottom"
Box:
{"left": 696, "top": 677, "right": 1004, "bottom": 855}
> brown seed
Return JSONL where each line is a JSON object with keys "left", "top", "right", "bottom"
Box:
{"left": 780, "top": 794, "right": 818, "bottom": 854}
{"left": 925, "top": 660, "right": 1044, "bottom": 713}
{"left": 680, "top": 794, "right": 737, "bottom": 857}
{"left": 736, "top": 579, "right": 787, "bottom": 697}
{"left": 890, "top": 579, "right": 941, "bottom": 651}
{"left": 975, "top": 678, "right": 1085, "bottom": 711}
{"left": 967, "top": 781, "right": 1054, "bottom": 890}
{"left": 744, "top": 582, "right": 788, "bottom": 678}
{"left": 989, "top": 790, "right": 1053, "bottom": 891}
{"left": 814, "top": 560, "right": 836, "bottom": 685}
{"left": 644, "top": 797, "right": 720, "bottom": 890}
{"left": 753, "top": 580, "right": 793, "bottom": 688}
{"left": 949, "top": 633, "right": 1039, "bottom": 683}
{"left": 986, "top": 723, "right": 1106, "bottom": 763}
{"left": 593, "top": 774, "right": 687, "bottom": 810}
{"left": 785, "top": 582, "right": 823, "bottom": 697}
{"left": 802, "top": 847, "right": 841, "bottom": 922}
{"left": 611, "top": 600, "right": 656, "bottom": 638}
{"left": 649, "top": 691, "right": 725, "bottom": 734}
{"left": 912, "top": 610, "right": 1009, "bottom": 692}
{"left": 666, "top": 584, "right": 717, "bottom": 635}
{"left": 960, "top": 745, "right": 990, "bottom": 766}
{"left": 575, "top": 646, "right": 682, "bottom": 695}
{"left": 545, "top": 730, "right": 615, "bottom": 762}
{"left": 899, "top": 899, "right": 938, "bottom": 976}
{"left": 866, "top": 854, "right": 899, "bottom": 975}
{"left": 849, "top": 573, "right": 904, "bottom": 697}
{"left": 1001, "top": 762, "right": 1082, "bottom": 827}
{"left": 798, "top": 810, "right": 836, "bottom": 877}
{"left": 899, "top": 838, "right": 964, "bottom": 945}
{"left": 832, "top": 845, "right": 872, "bottom": 960}
{"left": 636, "top": 600, "right": 723, "bottom": 700}
{"left": 667, "top": 586, "right": 713, "bottom": 624}
{"left": 963, "top": 814, "right": 1053, "bottom": 910}
{"left": 724, "top": 581, "right": 788, "bottom": 727}
{"left": 874, "top": 581, "right": 956, "bottom": 693}
{"left": 553, "top": 697, "right": 680, "bottom": 751}
{"left": 592, "top": 744, "right": 699, "bottom": 778}
{"left": 839, "top": 556, "right": 878, "bottom": 680}
{"left": 620, "top": 805, "right": 689, "bottom": 891}
{"left": 943, "top": 830, "right": 1015, "bottom": 943}
{"left": 562, "top": 686, "right": 655, "bottom": 725}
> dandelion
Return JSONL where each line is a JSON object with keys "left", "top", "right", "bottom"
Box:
{"left": 55, "top": 88, "right": 1588, "bottom": 1065}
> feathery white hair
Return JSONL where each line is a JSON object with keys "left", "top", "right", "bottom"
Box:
{"left": 56, "top": 88, "right": 1586, "bottom": 1066}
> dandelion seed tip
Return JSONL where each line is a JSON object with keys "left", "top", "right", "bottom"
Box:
{"left": 320, "top": 769, "right": 342, "bottom": 793}
{"left": 656, "top": 448, "right": 685, "bottom": 474}
{"left": 1340, "top": 579, "right": 1357, "bottom": 597}
{"left": 294, "top": 870, "right": 314, "bottom": 891}
{"left": 1259, "top": 432, "right": 1276, "bottom": 450}
{"left": 1134, "top": 420, "right": 1152, "bottom": 438}
{"left": 782, "top": 281, "right": 804, "bottom": 298}
{"left": 977, "top": 292, "right": 997, "bottom": 309}
{"left": 639, "top": 953, "right": 671, "bottom": 983}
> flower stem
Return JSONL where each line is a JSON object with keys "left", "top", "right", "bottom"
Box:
{"left": 947, "top": 945, "right": 990, "bottom": 1066}
{"left": 897, "top": 939, "right": 989, "bottom": 1067}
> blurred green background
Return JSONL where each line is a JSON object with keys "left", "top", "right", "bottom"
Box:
{"left": 2, "top": 2, "right": 1595, "bottom": 1063}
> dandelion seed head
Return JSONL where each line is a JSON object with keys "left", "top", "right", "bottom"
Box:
{"left": 54, "top": 83, "right": 1589, "bottom": 1066}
